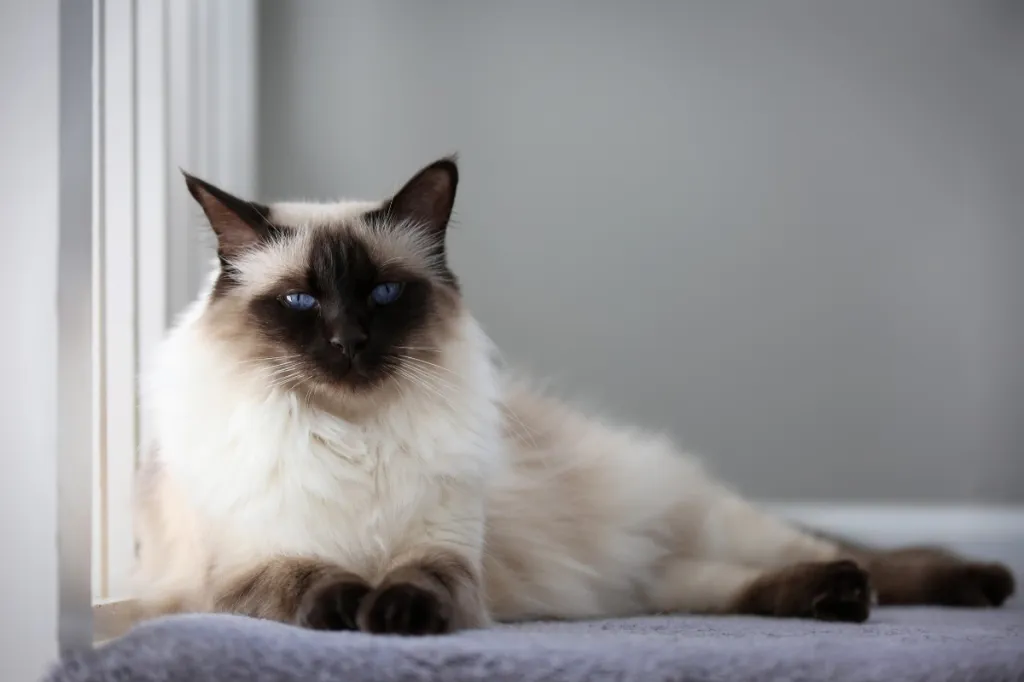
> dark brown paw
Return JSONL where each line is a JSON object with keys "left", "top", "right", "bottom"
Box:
{"left": 297, "top": 579, "right": 371, "bottom": 631}
{"left": 930, "top": 562, "right": 1016, "bottom": 607}
{"left": 734, "top": 559, "right": 872, "bottom": 622}
{"left": 360, "top": 583, "right": 451, "bottom": 636}
{"left": 810, "top": 560, "right": 871, "bottom": 623}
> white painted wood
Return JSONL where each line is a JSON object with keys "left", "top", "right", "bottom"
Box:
{"left": 135, "top": 0, "right": 170, "bottom": 448}
{"left": 3, "top": 0, "right": 95, "bottom": 673}
{"left": 90, "top": 0, "right": 260, "bottom": 602}
{"left": 100, "top": 0, "right": 139, "bottom": 601}
{"left": 91, "top": 0, "right": 107, "bottom": 605}
{"left": 60, "top": 0, "right": 100, "bottom": 661}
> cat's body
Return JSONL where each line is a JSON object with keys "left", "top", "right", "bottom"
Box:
{"left": 140, "top": 299, "right": 499, "bottom": 624}
{"left": 135, "top": 159, "right": 1014, "bottom": 634}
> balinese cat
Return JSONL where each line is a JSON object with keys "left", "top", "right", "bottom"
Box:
{"left": 134, "top": 158, "right": 1015, "bottom": 635}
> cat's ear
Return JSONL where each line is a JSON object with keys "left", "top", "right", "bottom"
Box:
{"left": 384, "top": 157, "right": 459, "bottom": 238}
{"left": 182, "top": 172, "right": 275, "bottom": 256}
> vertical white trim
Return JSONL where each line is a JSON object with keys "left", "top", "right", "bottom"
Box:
{"left": 90, "top": 0, "right": 259, "bottom": 602}
{"left": 91, "top": 0, "right": 107, "bottom": 606}
{"left": 100, "top": 0, "right": 139, "bottom": 601}
{"left": 59, "top": 0, "right": 98, "bottom": 654}
{"left": 135, "top": 0, "right": 169, "bottom": 447}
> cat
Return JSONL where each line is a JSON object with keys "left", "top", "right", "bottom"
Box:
{"left": 134, "top": 157, "right": 1015, "bottom": 635}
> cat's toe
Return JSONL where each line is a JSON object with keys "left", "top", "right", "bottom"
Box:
{"left": 297, "top": 579, "right": 371, "bottom": 631}
{"left": 810, "top": 560, "right": 871, "bottom": 623}
{"left": 360, "top": 583, "right": 451, "bottom": 636}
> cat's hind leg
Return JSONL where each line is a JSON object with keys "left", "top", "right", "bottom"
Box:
{"left": 671, "top": 492, "right": 1015, "bottom": 611}
{"left": 677, "top": 488, "right": 842, "bottom": 569}
{"left": 828, "top": 541, "right": 1016, "bottom": 608}
{"left": 707, "top": 507, "right": 1017, "bottom": 609}
{"left": 652, "top": 486, "right": 871, "bottom": 621}
{"left": 647, "top": 557, "right": 871, "bottom": 622}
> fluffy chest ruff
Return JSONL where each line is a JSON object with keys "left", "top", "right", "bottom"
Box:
{"left": 148, "top": 317, "right": 502, "bottom": 579}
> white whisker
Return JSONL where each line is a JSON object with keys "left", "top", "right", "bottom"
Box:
{"left": 503, "top": 406, "right": 539, "bottom": 449}
{"left": 395, "top": 366, "right": 459, "bottom": 414}
{"left": 401, "top": 355, "right": 459, "bottom": 378}
{"left": 393, "top": 345, "right": 440, "bottom": 353}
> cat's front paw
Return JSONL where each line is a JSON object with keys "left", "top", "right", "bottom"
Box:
{"left": 297, "top": 579, "right": 372, "bottom": 631}
{"left": 359, "top": 582, "right": 452, "bottom": 636}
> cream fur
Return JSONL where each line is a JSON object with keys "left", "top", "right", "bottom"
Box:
{"left": 135, "top": 199, "right": 839, "bottom": 624}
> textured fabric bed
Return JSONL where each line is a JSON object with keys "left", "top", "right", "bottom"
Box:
{"left": 48, "top": 604, "right": 1023, "bottom": 682}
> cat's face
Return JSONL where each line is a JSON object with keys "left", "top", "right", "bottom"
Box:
{"left": 186, "top": 159, "right": 464, "bottom": 399}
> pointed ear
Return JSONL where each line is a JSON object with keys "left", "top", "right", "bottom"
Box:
{"left": 182, "top": 172, "right": 276, "bottom": 256}
{"left": 384, "top": 157, "right": 458, "bottom": 238}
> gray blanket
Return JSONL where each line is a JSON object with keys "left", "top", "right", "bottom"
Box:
{"left": 49, "top": 605, "right": 1024, "bottom": 682}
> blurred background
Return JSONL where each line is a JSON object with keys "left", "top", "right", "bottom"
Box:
{"left": 244, "top": 0, "right": 1024, "bottom": 503}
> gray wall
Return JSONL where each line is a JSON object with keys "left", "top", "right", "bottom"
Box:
{"left": 257, "top": 1, "right": 1024, "bottom": 502}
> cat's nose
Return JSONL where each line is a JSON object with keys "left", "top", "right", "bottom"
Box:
{"left": 329, "top": 330, "right": 368, "bottom": 356}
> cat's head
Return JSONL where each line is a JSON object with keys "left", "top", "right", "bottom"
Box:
{"left": 185, "top": 158, "right": 467, "bottom": 404}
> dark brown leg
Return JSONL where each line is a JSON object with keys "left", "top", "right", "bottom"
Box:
{"left": 358, "top": 550, "right": 486, "bottom": 636}
{"left": 214, "top": 557, "right": 371, "bottom": 630}
{"left": 730, "top": 559, "right": 872, "bottom": 622}
{"left": 858, "top": 547, "right": 1015, "bottom": 607}
{"left": 802, "top": 526, "right": 1017, "bottom": 608}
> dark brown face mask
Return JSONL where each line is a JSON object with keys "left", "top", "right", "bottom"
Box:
{"left": 184, "top": 157, "right": 463, "bottom": 391}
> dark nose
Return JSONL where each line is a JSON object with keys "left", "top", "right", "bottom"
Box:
{"left": 329, "top": 329, "right": 368, "bottom": 356}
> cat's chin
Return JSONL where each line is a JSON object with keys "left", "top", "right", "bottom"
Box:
{"left": 303, "top": 384, "right": 404, "bottom": 422}
{"left": 322, "top": 360, "right": 394, "bottom": 391}
{"left": 297, "top": 366, "right": 404, "bottom": 414}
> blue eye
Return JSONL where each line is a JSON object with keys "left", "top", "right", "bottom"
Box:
{"left": 370, "top": 282, "right": 404, "bottom": 305}
{"left": 281, "top": 292, "right": 318, "bottom": 310}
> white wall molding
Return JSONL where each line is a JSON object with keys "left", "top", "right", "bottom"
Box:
{"left": 3, "top": 0, "right": 94, "bottom": 675}
{"left": 769, "top": 502, "right": 1024, "bottom": 576}
{"left": 59, "top": 0, "right": 99, "bottom": 660}
{"left": 135, "top": 0, "right": 169, "bottom": 433}
{"left": 93, "top": 0, "right": 169, "bottom": 603}
{"left": 96, "top": 0, "right": 139, "bottom": 603}
{"left": 772, "top": 503, "right": 1024, "bottom": 543}
{"left": 92, "top": 0, "right": 259, "bottom": 602}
